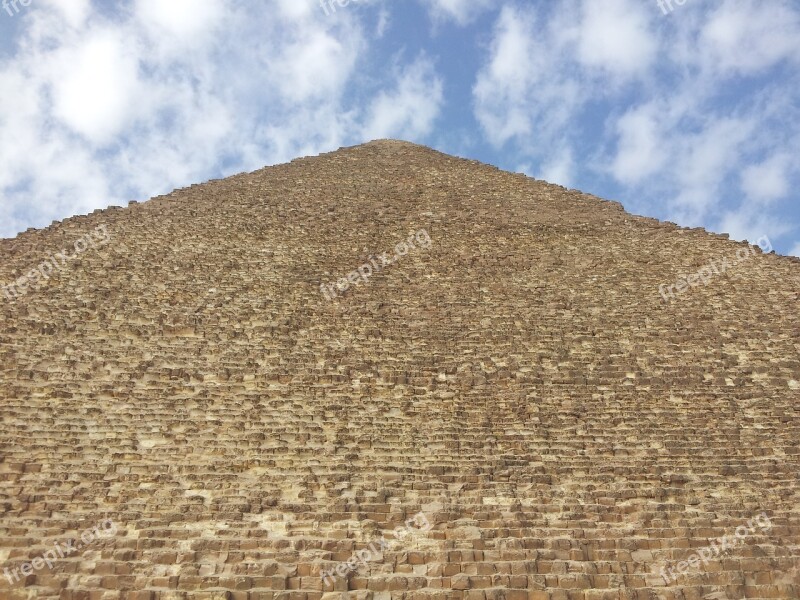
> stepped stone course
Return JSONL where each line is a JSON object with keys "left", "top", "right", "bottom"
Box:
{"left": 0, "top": 139, "right": 798, "bottom": 599}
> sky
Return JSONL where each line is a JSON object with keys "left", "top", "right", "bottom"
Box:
{"left": 0, "top": 0, "right": 798, "bottom": 257}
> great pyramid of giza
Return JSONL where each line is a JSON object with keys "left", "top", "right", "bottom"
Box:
{"left": 1, "top": 140, "right": 798, "bottom": 599}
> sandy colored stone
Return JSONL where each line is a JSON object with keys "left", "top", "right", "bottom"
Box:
{"left": 0, "top": 140, "right": 798, "bottom": 598}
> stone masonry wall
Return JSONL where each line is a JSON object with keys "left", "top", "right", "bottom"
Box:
{"left": 0, "top": 140, "right": 798, "bottom": 599}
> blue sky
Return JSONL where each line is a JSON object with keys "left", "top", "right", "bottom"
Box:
{"left": 0, "top": 0, "right": 798, "bottom": 256}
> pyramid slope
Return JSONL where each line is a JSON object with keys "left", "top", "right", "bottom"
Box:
{"left": 1, "top": 140, "right": 799, "bottom": 598}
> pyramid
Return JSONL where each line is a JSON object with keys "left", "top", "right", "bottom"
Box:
{"left": 1, "top": 139, "right": 798, "bottom": 599}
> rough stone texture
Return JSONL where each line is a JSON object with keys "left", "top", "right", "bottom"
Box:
{"left": 0, "top": 139, "right": 798, "bottom": 599}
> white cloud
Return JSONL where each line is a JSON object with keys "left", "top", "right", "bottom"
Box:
{"left": 36, "top": 0, "right": 94, "bottom": 29}
{"left": 39, "top": 0, "right": 91, "bottom": 28}
{"left": 361, "top": 56, "right": 444, "bottom": 140}
{"left": 537, "top": 148, "right": 574, "bottom": 188}
{"left": 740, "top": 153, "right": 791, "bottom": 203}
{"left": 49, "top": 30, "right": 142, "bottom": 145}
{"left": 273, "top": 0, "right": 315, "bottom": 21}
{"left": 473, "top": 6, "right": 560, "bottom": 147}
{"left": 420, "top": 0, "right": 493, "bottom": 25}
{"left": 134, "top": 0, "right": 226, "bottom": 41}
{"left": 675, "top": 118, "right": 753, "bottom": 196}
{"left": 576, "top": 0, "right": 658, "bottom": 78}
{"left": 610, "top": 103, "right": 668, "bottom": 185}
{"left": 376, "top": 8, "right": 390, "bottom": 37}
{"left": 789, "top": 242, "right": 800, "bottom": 258}
{"left": 268, "top": 31, "right": 361, "bottom": 103}
{"left": 700, "top": 0, "right": 800, "bottom": 75}
{"left": 473, "top": 0, "right": 657, "bottom": 155}
{"left": 480, "top": 7, "right": 537, "bottom": 96}
{"left": 717, "top": 208, "right": 792, "bottom": 247}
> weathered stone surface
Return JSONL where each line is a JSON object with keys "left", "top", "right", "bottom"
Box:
{"left": 0, "top": 140, "right": 798, "bottom": 598}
